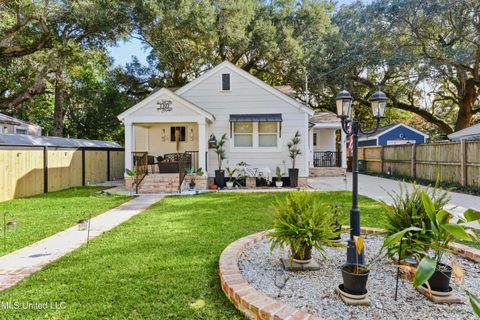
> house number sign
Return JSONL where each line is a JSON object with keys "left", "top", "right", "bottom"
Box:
{"left": 157, "top": 100, "right": 173, "bottom": 113}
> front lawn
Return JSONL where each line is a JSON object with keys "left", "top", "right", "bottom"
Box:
{"left": 0, "top": 191, "right": 385, "bottom": 319}
{"left": 0, "top": 187, "right": 130, "bottom": 257}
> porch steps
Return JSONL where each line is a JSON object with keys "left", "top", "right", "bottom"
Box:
{"left": 137, "top": 173, "right": 180, "bottom": 194}
{"left": 309, "top": 167, "right": 346, "bottom": 177}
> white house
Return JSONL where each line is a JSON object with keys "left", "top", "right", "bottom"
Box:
{"left": 118, "top": 61, "right": 346, "bottom": 192}
{"left": 0, "top": 113, "right": 42, "bottom": 136}
{"left": 448, "top": 123, "right": 480, "bottom": 141}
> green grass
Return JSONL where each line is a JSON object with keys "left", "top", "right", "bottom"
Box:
{"left": 0, "top": 187, "right": 130, "bottom": 256}
{"left": 0, "top": 191, "right": 385, "bottom": 319}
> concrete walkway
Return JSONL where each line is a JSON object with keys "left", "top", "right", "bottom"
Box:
{"left": 309, "top": 173, "right": 480, "bottom": 229}
{"left": 0, "top": 194, "right": 164, "bottom": 291}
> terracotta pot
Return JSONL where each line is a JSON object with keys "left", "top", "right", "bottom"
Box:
{"left": 208, "top": 185, "right": 218, "bottom": 190}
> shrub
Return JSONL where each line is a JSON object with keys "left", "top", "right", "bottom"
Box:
{"left": 268, "top": 191, "right": 341, "bottom": 259}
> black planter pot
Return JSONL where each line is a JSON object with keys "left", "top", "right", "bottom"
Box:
{"left": 425, "top": 263, "right": 452, "bottom": 292}
{"left": 291, "top": 245, "right": 312, "bottom": 263}
{"left": 215, "top": 170, "right": 225, "bottom": 188}
{"left": 189, "top": 181, "right": 196, "bottom": 190}
{"left": 341, "top": 264, "right": 369, "bottom": 295}
{"left": 288, "top": 168, "right": 299, "bottom": 188}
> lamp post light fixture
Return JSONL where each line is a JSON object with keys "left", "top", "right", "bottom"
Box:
{"left": 336, "top": 89, "right": 387, "bottom": 265}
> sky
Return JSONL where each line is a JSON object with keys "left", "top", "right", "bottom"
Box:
{"left": 107, "top": 0, "right": 364, "bottom": 67}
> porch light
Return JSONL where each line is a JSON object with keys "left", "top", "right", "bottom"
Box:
{"left": 335, "top": 90, "right": 353, "bottom": 120}
{"left": 369, "top": 90, "right": 388, "bottom": 119}
{"left": 78, "top": 219, "right": 89, "bottom": 231}
{"left": 208, "top": 134, "right": 217, "bottom": 149}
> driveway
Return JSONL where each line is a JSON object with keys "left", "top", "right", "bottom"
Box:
{"left": 309, "top": 173, "right": 480, "bottom": 229}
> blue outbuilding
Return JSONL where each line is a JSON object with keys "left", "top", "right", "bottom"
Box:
{"left": 358, "top": 123, "right": 428, "bottom": 147}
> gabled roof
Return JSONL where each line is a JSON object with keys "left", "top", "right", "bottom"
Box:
{"left": 117, "top": 88, "right": 215, "bottom": 122}
{"left": 175, "top": 61, "right": 314, "bottom": 116}
{"left": 358, "top": 123, "right": 428, "bottom": 140}
{"left": 0, "top": 113, "right": 41, "bottom": 128}
{"left": 448, "top": 123, "right": 480, "bottom": 140}
{"left": 309, "top": 112, "right": 340, "bottom": 124}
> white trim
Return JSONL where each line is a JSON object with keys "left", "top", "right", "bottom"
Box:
{"left": 175, "top": 61, "right": 314, "bottom": 116}
{"left": 117, "top": 88, "right": 215, "bottom": 122}
{"left": 358, "top": 123, "right": 428, "bottom": 141}
{"left": 312, "top": 123, "right": 342, "bottom": 129}
{"left": 125, "top": 115, "right": 207, "bottom": 126}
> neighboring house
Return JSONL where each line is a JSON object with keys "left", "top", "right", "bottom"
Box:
{"left": 358, "top": 123, "right": 427, "bottom": 147}
{"left": 118, "top": 61, "right": 346, "bottom": 192}
{"left": 0, "top": 113, "right": 42, "bottom": 136}
{"left": 448, "top": 123, "right": 480, "bottom": 141}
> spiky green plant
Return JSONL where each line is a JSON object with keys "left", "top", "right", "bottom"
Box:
{"left": 268, "top": 191, "right": 342, "bottom": 260}
{"left": 287, "top": 131, "right": 301, "bottom": 169}
{"left": 382, "top": 181, "right": 449, "bottom": 258}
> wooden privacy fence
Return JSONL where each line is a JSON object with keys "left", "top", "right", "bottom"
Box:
{"left": 0, "top": 145, "right": 124, "bottom": 202}
{"left": 357, "top": 140, "right": 480, "bottom": 187}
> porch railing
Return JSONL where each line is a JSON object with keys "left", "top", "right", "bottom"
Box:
{"left": 132, "top": 152, "right": 148, "bottom": 193}
{"left": 313, "top": 151, "right": 341, "bottom": 167}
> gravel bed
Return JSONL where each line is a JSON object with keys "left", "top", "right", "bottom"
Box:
{"left": 239, "top": 233, "right": 480, "bottom": 320}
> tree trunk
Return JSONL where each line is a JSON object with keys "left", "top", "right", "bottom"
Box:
{"left": 455, "top": 79, "right": 477, "bottom": 131}
{"left": 53, "top": 65, "right": 65, "bottom": 136}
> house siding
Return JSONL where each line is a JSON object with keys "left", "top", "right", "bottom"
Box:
{"left": 378, "top": 125, "right": 426, "bottom": 145}
{"left": 179, "top": 66, "right": 310, "bottom": 176}
{"left": 358, "top": 139, "right": 377, "bottom": 147}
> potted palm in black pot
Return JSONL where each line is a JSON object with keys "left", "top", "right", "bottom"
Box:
{"left": 383, "top": 192, "right": 480, "bottom": 293}
{"left": 213, "top": 133, "right": 227, "bottom": 188}
{"left": 269, "top": 191, "right": 341, "bottom": 264}
{"left": 287, "top": 131, "right": 301, "bottom": 188}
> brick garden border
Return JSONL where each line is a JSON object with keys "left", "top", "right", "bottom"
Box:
{"left": 219, "top": 227, "right": 480, "bottom": 320}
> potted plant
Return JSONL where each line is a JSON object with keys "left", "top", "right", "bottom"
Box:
{"left": 275, "top": 166, "right": 283, "bottom": 188}
{"left": 341, "top": 236, "right": 371, "bottom": 295}
{"left": 213, "top": 133, "right": 227, "bottom": 188}
{"left": 383, "top": 192, "right": 480, "bottom": 293}
{"left": 287, "top": 131, "right": 301, "bottom": 188}
{"left": 382, "top": 182, "right": 449, "bottom": 260}
{"left": 125, "top": 168, "right": 136, "bottom": 194}
{"left": 185, "top": 167, "right": 204, "bottom": 190}
{"left": 225, "top": 166, "right": 237, "bottom": 189}
{"left": 269, "top": 191, "right": 341, "bottom": 264}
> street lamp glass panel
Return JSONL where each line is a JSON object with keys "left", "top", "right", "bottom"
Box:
{"left": 369, "top": 91, "right": 387, "bottom": 118}
{"left": 335, "top": 90, "right": 353, "bottom": 119}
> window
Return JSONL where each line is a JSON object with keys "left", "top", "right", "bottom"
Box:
{"left": 313, "top": 133, "right": 317, "bottom": 146}
{"left": 221, "top": 73, "right": 230, "bottom": 91}
{"left": 170, "top": 126, "right": 186, "bottom": 142}
{"left": 16, "top": 128, "right": 27, "bottom": 135}
{"left": 233, "top": 122, "right": 253, "bottom": 147}
{"left": 258, "top": 122, "right": 278, "bottom": 147}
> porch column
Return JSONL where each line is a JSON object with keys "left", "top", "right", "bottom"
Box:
{"left": 125, "top": 123, "right": 134, "bottom": 171}
{"left": 341, "top": 129, "right": 347, "bottom": 168}
{"left": 198, "top": 120, "right": 207, "bottom": 173}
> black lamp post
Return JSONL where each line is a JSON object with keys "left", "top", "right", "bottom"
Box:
{"left": 336, "top": 89, "right": 388, "bottom": 265}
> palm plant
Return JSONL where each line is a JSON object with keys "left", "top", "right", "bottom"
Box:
{"left": 213, "top": 133, "right": 227, "bottom": 171}
{"left": 383, "top": 192, "right": 480, "bottom": 292}
{"left": 382, "top": 182, "right": 449, "bottom": 259}
{"left": 287, "top": 131, "right": 301, "bottom": 169}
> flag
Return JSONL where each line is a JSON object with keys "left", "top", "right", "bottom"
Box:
{"left": 347, "top": 123, "right": 353, "bottom": 150}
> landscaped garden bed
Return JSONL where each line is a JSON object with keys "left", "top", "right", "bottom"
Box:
{"left": 238, "top": 232, "right": 479, "bottom": 319}
{"left": 0, "top": 187, "right": 129, "bottom": 256}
